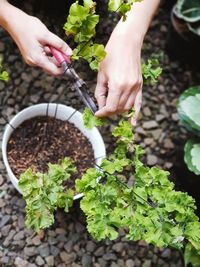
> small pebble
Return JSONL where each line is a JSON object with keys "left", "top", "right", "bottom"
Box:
{"left": 143, "top": 121, "right": 158, "bottom": 129}
{"left": 14, "top": 257, "right": 29, "bottom": 267}
{"left": 147, "top": 155, "right": 158, "bottom": 166}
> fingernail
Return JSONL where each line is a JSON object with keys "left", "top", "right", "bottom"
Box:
{"left": 131, "top": 118, "right": 137, "bottom": 126}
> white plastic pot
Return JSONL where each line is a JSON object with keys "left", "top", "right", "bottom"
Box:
{"left": 2, "top": 103, "right": 106, "bottom": 200}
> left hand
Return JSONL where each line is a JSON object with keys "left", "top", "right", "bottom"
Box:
{"left": 94, "top": 28, "right": 143, "bottom": 125}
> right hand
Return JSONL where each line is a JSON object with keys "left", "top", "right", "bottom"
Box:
{"left": 4, "top": 6, "right": 72, "bottom": 75}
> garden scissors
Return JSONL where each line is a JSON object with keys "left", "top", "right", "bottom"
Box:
{"left": 49, "top": 46, "right": 97, "bottom": 114}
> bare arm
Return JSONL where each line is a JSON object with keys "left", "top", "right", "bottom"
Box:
{"left": 0, "top": 0, "right": 72, "bottom": 75}
{"left": 95, "top": 0, "right": 160, "bottom": 124}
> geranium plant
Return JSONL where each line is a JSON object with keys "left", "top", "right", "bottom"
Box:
{"left": 19, "top": 108, "right": 200, "bottom": 266}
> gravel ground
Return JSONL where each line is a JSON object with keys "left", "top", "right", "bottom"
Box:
{"left": 1, "top": 1, "right": 200, "bottom": 267}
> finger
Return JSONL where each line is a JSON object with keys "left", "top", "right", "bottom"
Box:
{"left": 95, "top": 81, "right": 121, "bottom": 117}
{"left": 124, "top": 94, "right": 136, "bottom": 111}
{"left": 112, "top": 80, "right": 141, "bottom": 113}
{"left": 95, "top": 84, "right": 107, "bottom": 109}
{"left": 39, "top": 55, "right": 64, "bottom": 76}
{"left": 47, "top": 55, "right": 61, "bottom": 67}
{"left": 44, "top": 32, "right": 72, "bottom": 57}
{"left": 42, "top": 48, "right": 61, "bottom": 67}
{"left": 117, "top": 90, "right": 130, "bottom": 112}
{"left": 131, "top": 89, "right": 142, "bottom": 126}
{"left": 95, "top": 74, "right": 107, "bottom": 109}
{"left": 44, "top": 46, "right": 51, "bottom": 55}
{"left": 123, "top": 83, "right": 140, "bottom": 111}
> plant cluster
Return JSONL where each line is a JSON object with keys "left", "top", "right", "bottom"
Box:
{"left": 174, "top": 0, "right": 200, "bottom": 36}
{"left": 19, "top": 158, "right": 76, "bottom": 232}
{"left": 63, "top": 0, "right": 162, "bottom": 76}
{"left": 63, "top": 0, "right": 106, "bottom": 70}
{"left": 177, "top": 86, "right": 200, "bottom": 176}
{"left": 19, "top": 109, "right": 200, "bottom": 266}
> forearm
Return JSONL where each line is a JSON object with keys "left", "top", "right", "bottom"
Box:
{"left": 112, "top": 0, "right": 160, "bottom": 48}
{"left": 0, "top": 0, "right": 12, "bottom": 29}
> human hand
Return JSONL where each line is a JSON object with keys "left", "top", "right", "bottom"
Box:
{"left": 2, "top": 3, "right": 72, "bottom": 75}
{"left": 94, "top": 27, "right": 143, "bottom": 125}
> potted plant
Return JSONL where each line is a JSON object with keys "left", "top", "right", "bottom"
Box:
{"left": 2, "top": 103, "right": 106, "bottom": 197}
{"left": 5, "top": 106, "right": 200, "bottom": 267}
{"left": 167, "top": 0, "right": 200, "bottom": 65}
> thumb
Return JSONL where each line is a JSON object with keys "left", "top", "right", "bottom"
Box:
{"left": 44, "top": 31, "right": 72, "bottom": 57}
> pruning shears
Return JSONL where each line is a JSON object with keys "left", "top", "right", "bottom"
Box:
{"left": 49, "top": 46, "right": 98, "bottom": 114}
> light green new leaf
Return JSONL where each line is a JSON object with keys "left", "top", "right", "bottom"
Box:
{"left": 108, "top": 0, "right": 122, "bottom": 11}
{"left": 142, "top": 58, "right": 162, "bottom": 85}
{"left": 83, "top": 108, "right": 105, "bottom": 129}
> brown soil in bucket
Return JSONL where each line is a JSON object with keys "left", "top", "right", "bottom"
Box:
{"left": 7, "top": 116, "right": 95, "bottom": 191}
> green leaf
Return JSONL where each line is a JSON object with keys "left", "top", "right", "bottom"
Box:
{"left": 142, "top": 58, "right": 162, "bottom": 85}
{"left": 19, "top": 158, "right": 76, "bottom": 232}
{"left": 176, "top": 0, "right": 200, "bottom": 23}
{"left": 101, "top": 158, "right": 130, "bottom": 174}
{"left": 108, "top": 0, "right": 142, "bottom": 19}
{"left": 0, "top": 58, "right": 9, "bottom": 82}
{"left": 184, "top": 243, "right": 200, "bottom": 267}
{"left": 184, "top": 140, "right": 200, "bottom": 175}
{"left": 83, "top": 108, "right": 105, "bottom": 129}
{"left": 75, "top": 168, "right": 100, "bottom": 192}
{"left": 108, "top": 0, "right": 123, "bottom": 11}
{"left": 177, "top": 86, "right": 200, "bottom": 133}
{"left": 19, "top": 169, "right": 44, "bottom": 198}
{"left": 112, "top": 120, "right": 134, "bottom": 143}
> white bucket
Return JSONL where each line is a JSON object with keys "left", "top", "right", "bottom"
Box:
{"left": 2, "top": 103, "right": 106, "bottom": 200}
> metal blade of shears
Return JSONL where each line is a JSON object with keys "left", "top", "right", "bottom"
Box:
{"left": 49, "top": 46, "right": 97, "bottom": 114}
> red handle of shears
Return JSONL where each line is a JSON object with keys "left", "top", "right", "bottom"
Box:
{"left": 49, "top": 46, "right": 71, "bottom": 65}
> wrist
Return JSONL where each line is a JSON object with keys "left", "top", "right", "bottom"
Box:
{"left": 0, "top": 2, "right": 24, "bottom": 33}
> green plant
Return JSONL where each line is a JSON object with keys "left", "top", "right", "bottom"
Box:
{"left": 108, "top": 0, "right": 142, "bottom": 20}
{"left": 142, "top": 58, "right": 162, "bottom": 85}
{"left": 174, "top": 0, "right": 200, "bottom": 36}
{"left": 19, "top": 158, "right": 76, "bottom": 232}
{"left": 0, "top": 57, "right": 8, "bottom": 82}
{"left": 83, "top": 107, "right": 105, "bottom": 129}
{"left": 78, "top": 115, "right": 200, "bottom": 267}
{"left": 177, "top": 86, "right": 200, "bottom": 175}
{"left": 63, "top": 0, "right": 106, "bottom": 70}
{"left": 64, "top": 0, "right": 162, "bottom": 73}
{"left": 19, "top": 110, "right": 200, "bottom": 266}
